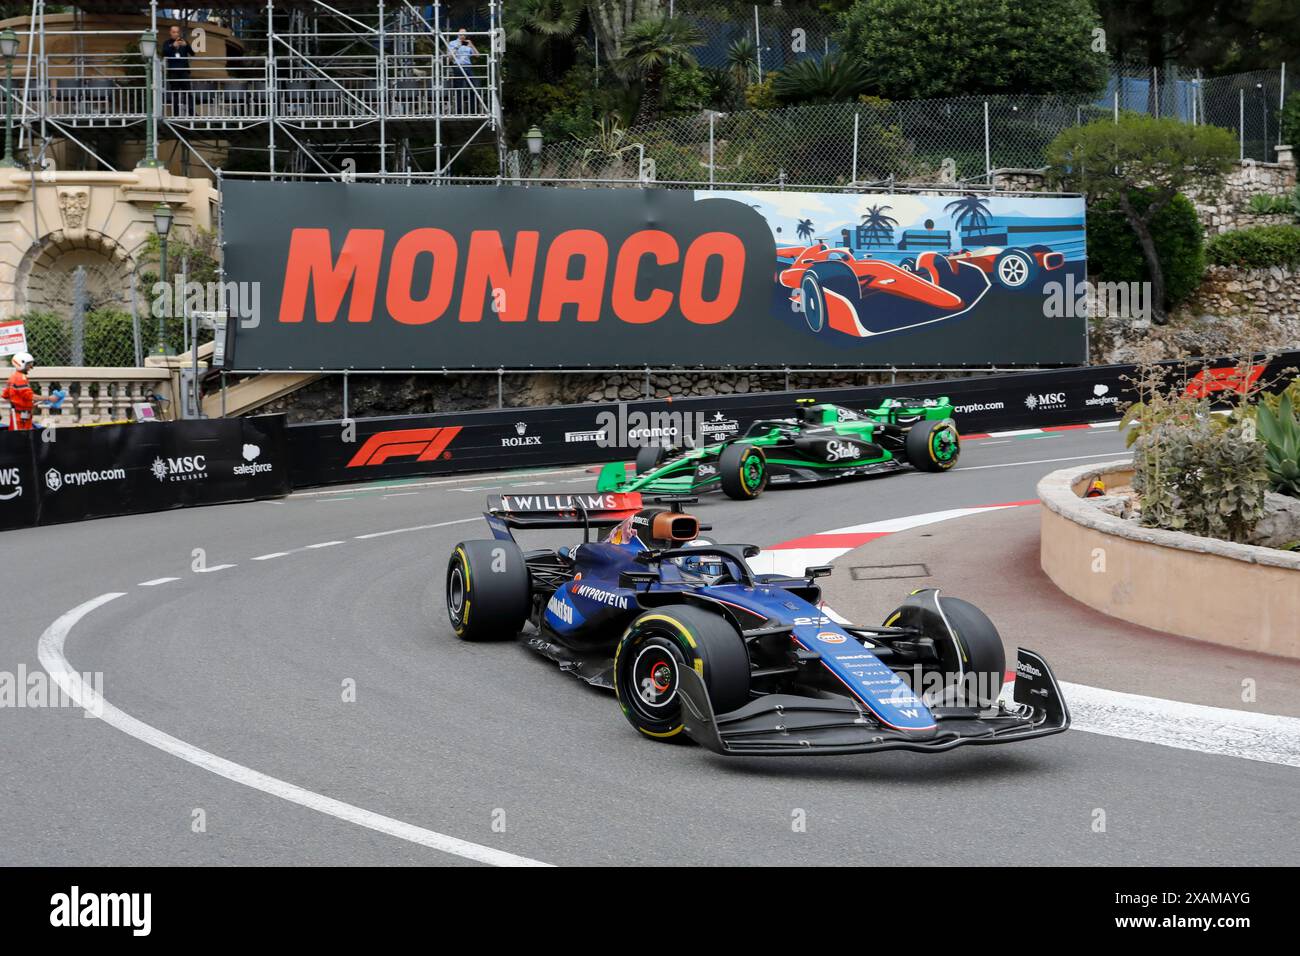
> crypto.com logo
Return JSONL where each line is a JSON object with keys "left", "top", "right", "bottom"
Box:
{"left": 346, "top": 427, "right": 462, "bottom": 467}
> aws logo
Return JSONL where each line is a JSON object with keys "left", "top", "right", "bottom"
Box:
{"left": 0, "top": 466, "right": 21, "bottom": 501}
{"left": 278, "top": 228, "right": 746, "bottom": 327}
{"left": 346, "top": 426, "right": 462, "bottom": 467}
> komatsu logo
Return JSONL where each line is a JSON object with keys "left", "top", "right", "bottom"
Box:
{"left": 547, "top": 594, "right": 574, "bottom": 624}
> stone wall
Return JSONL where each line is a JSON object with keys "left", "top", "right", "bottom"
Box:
{"left": 1186, "top": 152, "right": 1297, "bottom": 234}
{"left": 1091, "top": 264, "right": 1300, "bottom": 363}
{"left": 258, "top": 368, "right": 998, "bottom": 424}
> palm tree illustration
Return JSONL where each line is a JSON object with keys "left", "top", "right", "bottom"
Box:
{"left": 944, "top": 194, "right": 993, "bottom": 241}
{"left": 856, "top": 204, "right": 898, "bottom": 247}
{"left": 796, "top": 218, "right": 815, "bottom": 242}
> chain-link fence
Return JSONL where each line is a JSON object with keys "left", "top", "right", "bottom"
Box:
{"left": 18, "top": 265, "right": 215, "bottom": 369}
{"left": 509, "top": 59, "right": 1291, "bottom": 190}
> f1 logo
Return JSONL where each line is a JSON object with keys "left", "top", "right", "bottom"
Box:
{"left": 346, "top": 426, "right": 462, "bottom": 467}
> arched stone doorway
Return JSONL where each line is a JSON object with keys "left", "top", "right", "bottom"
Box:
{"left": 16, "top": 229, "right": 138, "bottom": 316}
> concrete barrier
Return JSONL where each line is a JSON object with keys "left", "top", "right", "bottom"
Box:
{"left": 1038, "top": 459, "right": 1300, "bottom": 659}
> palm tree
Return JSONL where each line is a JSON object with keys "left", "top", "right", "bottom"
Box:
{"left": 504, "top": 0, "right": 584, "bottom": 80}
{"left": 772, "top": 54, "right": 873, "bottom": 106}
{"left": 856, "top": 204, "right": 898, "bottom": 247}
{"left": 726, "top": 37, "right": 757, "bottom": 107}
{"left": 618, "top": 16, "right": 703, "bottom": 127}
{"left": 944, "top": 194, "right": 993, "bottom": 237}
{"left": 796, "top": 218, "right": 815, "bottom": 242}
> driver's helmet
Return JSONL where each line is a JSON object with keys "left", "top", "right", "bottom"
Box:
{"left": 673, "top": 539, "right": 727, "bottom": 585}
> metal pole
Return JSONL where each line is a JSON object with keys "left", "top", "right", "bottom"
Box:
{"left": 708, "top": 113, "right": 715, "bottom": 188}
{"left": 851, "top": 111, "right": 858, "bottom": 184}
{"left": 754, "top": 6, "right": 762, "bottom": 82}
{"left": 155, "top": 234, "right": 168, "bottom": 354}
{"left": 149, "top": 0, "right": 158, "bottom": 161}
{"left": 1, "top": 52, "right": 15, "bottom": 167}
{"left": 1152, "top": 66, "right": 1158, "bottom": 118}
{"left": 378, "top": 0, "right": 387, "bottom": 176}
{"left": 266, "top": 0, "right": 276, "bottom": 175}
{"left": 1239, "top": 88, "right": 1245, "bottom": 161}
{"left": 1281, "top": 63, "right": 1287, "bottom": 146}
{"left": 130, "top": 269, "right": 142, "bottom": 367}
{"left": 1113, "top": 88, "right": 1119, "bottom": 123}
{"left": 983, "top": 100, "right": 990, "bottom": 179}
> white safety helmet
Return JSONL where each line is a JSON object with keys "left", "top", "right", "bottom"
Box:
{"left": 11, "top": 351, "right": 34, "bottom": 371}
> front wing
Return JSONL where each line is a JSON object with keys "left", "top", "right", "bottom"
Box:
{"left": 677, "top": 648, "right": 1069, "bottom": 756}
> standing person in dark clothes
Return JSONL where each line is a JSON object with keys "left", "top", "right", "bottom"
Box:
{"left": 162, "top": 25, "right": 194, "bottom": 114}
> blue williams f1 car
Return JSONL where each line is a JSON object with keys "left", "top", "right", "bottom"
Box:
{"left": 444, "top": 492, "right": 1069, "bottom": 756}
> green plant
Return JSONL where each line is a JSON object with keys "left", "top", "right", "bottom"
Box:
{"left": 1205, "top": 224, "right": 1300, "bottom": 269}
{"left": 1122, "top": 361, "right": 1270, "bottom": 542}
{"left": 836, "top": 0, "right": 1107, "bottom": 100}
{"left": 17, "top": 311, "right": 69, "bottom": 367}
{"left": 1281, "top": 91, "right": 1300, "bottom": 152}
{"left": 617, "top": 16, "right": 703, "bottom": 127}
{"left": 1256, "top": 391, "right": 1300, "bottom": 497}
{"left": 1086, "top": 191, "right": 1204, "bottom": 308}
{"left": 771, "top": 54, "right": 873, "bottom": 105}
{"left": 1246, "top": 193, "right": 1294, "bottom": 216}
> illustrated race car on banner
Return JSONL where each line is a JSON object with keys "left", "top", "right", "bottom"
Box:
{"left": 597, "top": 397, "right": 961, "bottom": 500}
{"left": 444, "top": 493, "right": 1070, "bottom": 756}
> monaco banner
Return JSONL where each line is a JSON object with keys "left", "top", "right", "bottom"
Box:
{"left": 223, "top": 181, "right": 1088, "bottom": 370}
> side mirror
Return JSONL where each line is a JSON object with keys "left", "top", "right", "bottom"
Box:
{"left": 804, "top": 565, "right": 833, "bottom": 579}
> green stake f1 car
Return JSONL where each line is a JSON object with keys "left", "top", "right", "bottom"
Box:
{"left": 596, "top": 397, "right": 961, "bottom": 500}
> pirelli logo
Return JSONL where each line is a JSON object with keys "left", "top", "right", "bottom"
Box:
{"left": 346, "top": 426, "right": 462, "bottom": 467}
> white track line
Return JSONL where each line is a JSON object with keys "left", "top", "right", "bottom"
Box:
{"left": 768, "top": 504, "right": 1300, "bottom": 769}
{"left": 353, "top": 516, "right": 481, "bottom": 540}
{"left": 194, "top": 564, "right": 235, "bottom": 574}
{"left": 138, "top": 577, "right": 178, "bottom": 587}
{"left": 289, "top": 465, "right": 592, "bottom": 499}
{"left": 305, "top": 541, "right": 344, "bottom": 549}
{"left": 955, "top": 453, "right": 1123, "bottom": 472}
{"left": 251, "top": 552, "right": 290, "bottom": 561}
{"left": 38, "top": 594, "right": 551, "bottom": 867}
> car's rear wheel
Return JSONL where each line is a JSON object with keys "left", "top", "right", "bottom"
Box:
{"left": 904, "top": 419, "right": 960, "bottom": 472}
{"left": 719, "top": 443, "right": 768, "bottom": 500}
{"left": 799, "top": 272, "right": 826, "bottom": 332}
{"left": 446, "top": 539, "right": 531, "bottom": 641}
{"left": 917, "top": 251, "right": 956, "bottom": 287}
{"left": 614, "top": 605, "right": 751, "bottom": 741}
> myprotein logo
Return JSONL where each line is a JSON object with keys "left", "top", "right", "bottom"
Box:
{"left": 346, "top": 426, "right": 461, "bottom": 467}
{"left": 151, "top": 455, "right": 207, "bottom": 483}
{"left": 277, "top": 227, "right": 746, "bottom": 326}
{"left": 0, "top": 466, "right": 21, "bottom": 501}
{"left": 44, "top": 466, "right": 126, "bottom": 492}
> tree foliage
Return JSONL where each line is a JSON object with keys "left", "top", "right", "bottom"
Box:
{"left": 835, "top": 0, "right": 1107, "bottom": 101}
{"left": 1047, "top": 115, "right": 1235, "bottom": 321}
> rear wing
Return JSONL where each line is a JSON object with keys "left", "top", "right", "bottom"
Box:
{"left": 485, "top": 491, "right": 643, "bottom": 538}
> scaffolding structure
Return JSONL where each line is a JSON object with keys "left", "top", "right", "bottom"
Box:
{"left": 5, "top": 0, "right": 503, "bottom": 178}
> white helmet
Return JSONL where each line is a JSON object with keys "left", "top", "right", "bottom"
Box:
{"left": 11, "top": 351, "right": 34, "bottom": 371}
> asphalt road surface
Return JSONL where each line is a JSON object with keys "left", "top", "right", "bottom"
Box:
{"left": 4, "top": 426, "right": 1297, "bottom": 865}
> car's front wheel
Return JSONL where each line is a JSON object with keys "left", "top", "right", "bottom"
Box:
{"left": 614, "top": 605, "right": 751, "bottom": 741}
{"left": 719, "top": 443, "right": 768, "bottom": 500}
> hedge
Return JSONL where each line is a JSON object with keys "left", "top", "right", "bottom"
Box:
{"left": 1205, "top": 224, "right": 1300, "bottom": 270}
{"left": 1086, "top": 190, "right": 1204, "bottom": 308}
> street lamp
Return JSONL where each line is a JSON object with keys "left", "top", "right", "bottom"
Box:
{"left": 153, "top": 202, "right": 174, "bottom": 356}
{"left": 525, "top": 125, "right": 543, "bottom": 177}
{"left": 0, "top": 28, "right": 19, "bottom": 169}
{"left": 136, "top": 32, "right": 162, "bottom": 168}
